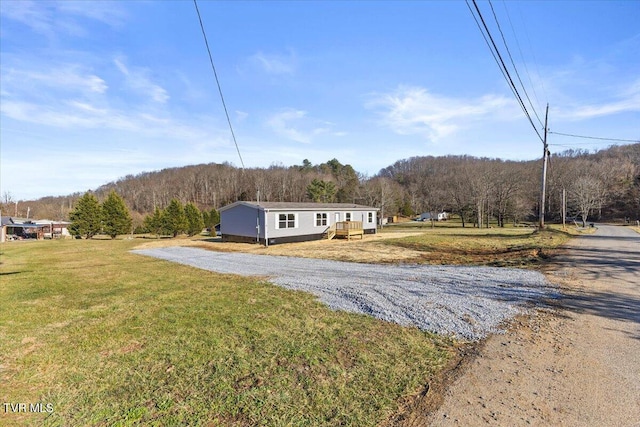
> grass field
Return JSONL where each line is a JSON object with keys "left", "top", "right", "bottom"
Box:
{"left": 0, "top": 223, "right": 582, "bottom": 425}
{"left": 0, "top": 239, "right": 456, "bottom": 426}
{"left": 380, "top": 224, "right": 578, "bottom": 267}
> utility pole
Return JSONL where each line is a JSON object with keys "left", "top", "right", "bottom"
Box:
{"left": 380, "top": 184, "right": 384, "bottom": 229}
{"left": 539, "top": 104, "right": 549, "bottom": 229}
{"left": 562, "top": 187, "right": 566, "bottom": 230}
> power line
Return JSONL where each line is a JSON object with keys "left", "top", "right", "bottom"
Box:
{"left": 497, "top": 0, "right": 544, "bottom": 127}
{"left": 549, "top": 131, "right": 639, "bottom": 144}
{"left": 514, "top": 1, "right": 548, "bottom": 108}
{"left": 549, "top": 143, "right": 610, "bottom": 150}
{"left": 488, "top": 0, "right": 542, "bottom": 127}
{"left": 193, "top": 0, "right": 245, "bottom": 169}
{"left": 465, "top": 0, "right": 543, "bottom": 142}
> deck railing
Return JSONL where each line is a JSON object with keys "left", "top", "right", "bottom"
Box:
{"left": 325, "top": 224, "right": 336, "bottom": 240}
{"left": 336, "top": 221, "right": 362, "bottom": 230}
{"left": 334, "top": 221, "right": 364, "bottom": 240}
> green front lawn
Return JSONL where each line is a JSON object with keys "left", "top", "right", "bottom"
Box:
{"left": 0, "top": 239, "right": 454, "bottom": 426}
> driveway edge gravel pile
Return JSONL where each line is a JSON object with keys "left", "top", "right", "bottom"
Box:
{"left": 133, "top": 247, "right": 557, "bottom": 341}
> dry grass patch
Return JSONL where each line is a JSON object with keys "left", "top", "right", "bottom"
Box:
{"left": 135, "top": 230, "right": 428, "bottom": 264}
{"left": 381, "top": 225, "right": 579, "bottom": 267}
{"left": 135, "top": 225, "right": 581, "bottom": 267}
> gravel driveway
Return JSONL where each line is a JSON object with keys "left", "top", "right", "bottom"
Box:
{"left": 132, "top": 247, "right": 557, "bottom": 340}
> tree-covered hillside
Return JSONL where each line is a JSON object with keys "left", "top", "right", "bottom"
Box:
{"left": 4, "top": 144, "right": 640, "bottom": 228}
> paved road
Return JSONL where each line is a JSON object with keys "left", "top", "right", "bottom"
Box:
{"left": 554, "top": 223, "right": 640, "bottom": 289}
{"left": 427, "top": 225, "right": 640, "bottom": 426}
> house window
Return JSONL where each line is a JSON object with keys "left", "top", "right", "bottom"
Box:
{"left": 277, "top": 213, "right": 296, "bottom": 229}
{"left": 345, "top": 212, "right": 352, "bottom": 221}
{"left": 368, "top": 212, "right": 373, "bottom": 223}
{"left": 315, "top": 213, "right": 328, "bottom": 227}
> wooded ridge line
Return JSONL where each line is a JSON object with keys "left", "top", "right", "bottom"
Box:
{"left": 5, "top": 144, "right": 640, "bottom": 227}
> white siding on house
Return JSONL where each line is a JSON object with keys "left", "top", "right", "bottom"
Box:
{"left": 220, "top": 201, "right": 378, "bottom": 244}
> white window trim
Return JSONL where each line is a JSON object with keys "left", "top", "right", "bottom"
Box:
{"left": 315, "top": 212, "right": 328, "bottom": 227}
{"left": 345, "top": 212, "right": 353, "bottom": 221}
{"left": 368, "top": 212, "right": 374, "bottom": 223}
{"left": 276, "top": 212, "right": 297, "bottom": 229}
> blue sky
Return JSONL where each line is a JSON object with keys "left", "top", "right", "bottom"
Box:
{"left": 1, "top": 1, "right": 639, "bottom": 201}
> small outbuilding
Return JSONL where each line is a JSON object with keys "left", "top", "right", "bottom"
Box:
{"left": 419, "top": 212, "right": 449, "bottom": 222}
{"left": 219, "top": 201, "right": 379, "bottom": 245}
{"left": 38, "top": 220, "right": 72, "bottom": 239}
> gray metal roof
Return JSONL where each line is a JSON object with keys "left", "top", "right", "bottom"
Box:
{"left": 1, "top": 216, "right": 70, "bottom": 226}
{"left": 5, "top": 223, "right": 44, "bottom": 229}
{"left": 220, "top": 201, "right": 379, "bottom": 212}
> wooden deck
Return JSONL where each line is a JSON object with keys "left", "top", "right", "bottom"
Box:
{"left": 331, "top": 221, "right": 364, "bottom": 240}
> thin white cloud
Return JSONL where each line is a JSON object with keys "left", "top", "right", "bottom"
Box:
{"left": 557, "top": 78, "right": 640, "bottom": 120}
{"left": 250, "top": 51, "right": 297, "bottom": 75}
{"left": 266, "top": 109, "right": 339, "bottom": 144}
{"left": 0, "top": 1, "right": 55, "bottom": 36}
{"left": 56, "top": 1, "right": 127, "bottom": 27}
{"left": 1, "top": 99, "right": 127, "bottom": 130}
{"left": 0, "top": 97, "right": 213, "bottom": 142}
{"left": 114, "top": 58, "right": 169, "bottom": 104}
{"left": 267, "top": 109, "right": 311, "bottom": 143}
{"left": 0, "top": 57, "right": 213, "bottom": 145}
{"left": 366, "top": 86, "right": 515, "bottom": 141}
{"left": 175, "top": 71, "right": 206, "bottom": 102}
{"left": 235, "top": 110, "right": 249, "bottom": 123}
{"left": 2, "top": 66, "right": 108, "bottom": 96}
{"left": 0, "top": 0, "right": 126, "bottom": 38}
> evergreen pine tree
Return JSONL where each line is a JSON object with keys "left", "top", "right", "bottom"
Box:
{"left": 306, "top": 179, "right": 336, "bottom": 202}
{"left": 184, "top": 202, "right": 205, "bottom": 236}
{"left": 102, "top": 190, "right": 133, "bottom": 239}
{"left": 164, "top": 199, "right": 186, "bottom": 237}
{"left": 143, "top": 207, "right": 166, "bottom": 238}
{"left": 208, "top": 208, "right": 220, "bottom": 228}
{"left": 202, "top": 210, "right": 210, "bottom": 230}
{"left": 69, "top": 192, "right": 102, "bottom": 239}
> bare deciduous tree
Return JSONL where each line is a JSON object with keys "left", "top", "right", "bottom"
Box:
{"left": 568, "top": 175, "right": 606, "bottom": 226}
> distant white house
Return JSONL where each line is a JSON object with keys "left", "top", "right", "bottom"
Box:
{"left": 219, "top": 201, "right": 379, "bottom": 245}
{"left": 419, "top": 212, "right": 449, "bottom": 222}
{"left": 38, "top": 219, "right": 72, "bottom": 238}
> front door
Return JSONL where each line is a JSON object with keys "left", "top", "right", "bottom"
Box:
{"left": 335, "top": 213, "right": 340, "bottom": 224}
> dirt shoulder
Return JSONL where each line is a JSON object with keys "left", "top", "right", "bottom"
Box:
{"left": 421, "top": 225, "right": 640, "bottom": 426}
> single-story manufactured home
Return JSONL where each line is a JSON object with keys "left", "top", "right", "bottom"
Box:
{"left": 219, "top": 201, "right": 379, "bottom": 245}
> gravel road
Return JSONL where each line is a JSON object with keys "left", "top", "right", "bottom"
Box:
{"left": 132, "top": 247, "right": 556, "bottom": 340}
{"left": 427, "top": 224, "right": 640, "bottom": 426}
